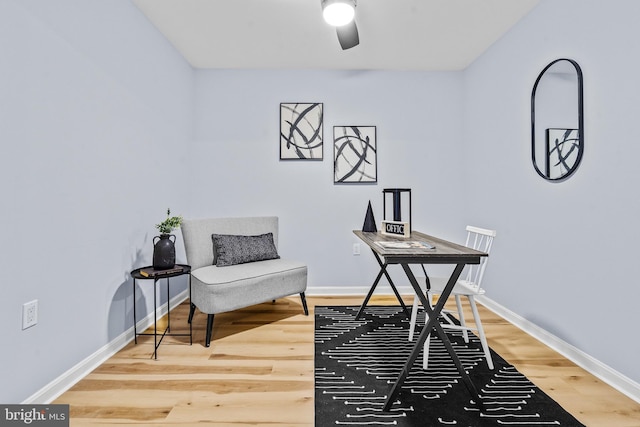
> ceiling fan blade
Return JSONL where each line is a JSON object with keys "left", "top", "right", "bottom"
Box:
{"left": 336, "top": 20, "right": 359, "bottom": 50}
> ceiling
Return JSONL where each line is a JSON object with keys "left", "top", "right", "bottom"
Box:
{"left": 132, "top": 0, "right": 540, "bottom": 71}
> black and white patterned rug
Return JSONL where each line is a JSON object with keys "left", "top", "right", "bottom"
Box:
{"left": 315, "top": 306, "right": 585, "bottom": 426}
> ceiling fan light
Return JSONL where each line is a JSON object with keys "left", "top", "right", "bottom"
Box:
{"left": 322, "top": 0, "right": 356, "bottom": 27}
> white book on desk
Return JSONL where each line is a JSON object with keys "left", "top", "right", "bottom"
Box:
{"left": 376, "top": 241, "right": 435, "bottom": 250}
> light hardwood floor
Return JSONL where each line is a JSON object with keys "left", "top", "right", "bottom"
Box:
{"left": 54, "top": 295, "right": 640, "bottom": 426}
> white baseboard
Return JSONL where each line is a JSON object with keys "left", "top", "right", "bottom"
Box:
{"left": 24, "top": 287, "right": 640, "bottom": 406}
{"left": 24, "top": 286, "right": 397, "bottom": 403}
{"left": 477, "top": 295, "right": 640, "bottom": 404}
{"left": 23, "top": 289, "right": 189, "bottom": 404}
{"left": 306, "top": 285, "right": 415, "bottom": 296}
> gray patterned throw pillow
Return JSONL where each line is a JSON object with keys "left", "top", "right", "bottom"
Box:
{"left": 211, "top": 233, "right": 280, "bottom": 267}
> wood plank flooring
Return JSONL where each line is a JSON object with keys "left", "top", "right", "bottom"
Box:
{"left": 54, "top": 295, "right": 640, "bottom": 426}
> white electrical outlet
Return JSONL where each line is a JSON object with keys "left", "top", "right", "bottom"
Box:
{"left": 22, "top": 300, "right": 38, "bottom": 330}
{"left": 353, "top": 243, "right": 361, "bottom": 255}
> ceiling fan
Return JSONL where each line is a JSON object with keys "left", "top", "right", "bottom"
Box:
{"left": 321, "top": 0, "right": 359, "bottom": 50}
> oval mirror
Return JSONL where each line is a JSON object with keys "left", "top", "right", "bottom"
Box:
{"left": 531, "top": 58, "right": 584, "bottom": 181}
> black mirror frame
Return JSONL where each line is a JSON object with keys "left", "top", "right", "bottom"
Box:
{"left": 531, "top": 58, "right": 584, "bottom": 182}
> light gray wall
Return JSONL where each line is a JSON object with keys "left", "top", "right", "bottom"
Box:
{"left": 463, "top": 0, "right": 640, "bottom": 383}
{"left": 0, "top": 0, "right": 194, "bottom": 403}
{"left": 4, "top": 0, "right": 639, "bottom": 404}
{"left": 190, "top": 69, "right": 466, "bottom": 288}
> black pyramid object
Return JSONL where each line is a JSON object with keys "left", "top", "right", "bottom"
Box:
{"left": 362, "top": 201, "right": 377, "bottom": 232}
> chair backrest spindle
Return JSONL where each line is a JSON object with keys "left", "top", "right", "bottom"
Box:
{"left": 463, "top": 225, "right": 496, "bottom": 290}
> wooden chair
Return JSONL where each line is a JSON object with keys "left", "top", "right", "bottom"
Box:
{"left": 408, "top": 225, "right": 496, "bottom": 369}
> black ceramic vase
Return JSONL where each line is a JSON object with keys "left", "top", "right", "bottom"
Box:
{"left": 152, "top": 234, "right": 176, "bottom": 270}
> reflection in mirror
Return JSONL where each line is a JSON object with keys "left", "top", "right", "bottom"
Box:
{"left": 531, "top": 59, "right": 584, "bottom": 181}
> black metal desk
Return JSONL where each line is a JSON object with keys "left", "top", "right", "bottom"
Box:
{"left": 353, "top": 230, "right": 488, "bottom": 412}
{"left": 131, "top": 264, "right": 191, "bottom": 359}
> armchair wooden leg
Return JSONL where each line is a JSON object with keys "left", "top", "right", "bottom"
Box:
{"left": 188, "top": 303, "right": 196, "bottom": 324}
{"left": 300, "top": 292, "right": 309, "bottom": 315}
{"left": 205, "top": 314, "right": 215, "bottom": 347}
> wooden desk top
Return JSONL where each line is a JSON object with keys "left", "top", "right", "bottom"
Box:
{"left": 353, "top": 230, "right": 487, "bottom": 265}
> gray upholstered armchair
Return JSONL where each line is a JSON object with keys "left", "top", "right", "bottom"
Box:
{"left": 181, "top": 216, "right": 308, "bottom": 346}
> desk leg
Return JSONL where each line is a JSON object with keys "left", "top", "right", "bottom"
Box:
{"left": 382, "top": 263, "right": 482, "bottom": 412}
{"left": 355, "top": 261, "right": 387, "bottom": 319}
{"left": 356, "top": 250, "right": 408, "bottom": 320}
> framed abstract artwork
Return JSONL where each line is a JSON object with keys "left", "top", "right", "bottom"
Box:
{"left": 280, "top": 103, "right": 323, "bottom": 160}
{"left": 545, "top": 128, "right": 581, "bottom": 180}
{"left": 333, "top": 126, "right": 377, "bottom": 183}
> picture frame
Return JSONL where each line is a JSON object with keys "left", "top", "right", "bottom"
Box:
{"left": 280, "top": 103, "right": 323, "bottom": 160}
{"left": 333, "top": 126, "right": 377, "bottom": 183}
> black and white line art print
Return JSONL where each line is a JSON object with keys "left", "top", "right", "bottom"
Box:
{"left": 333, "top": 126, "right": 377, "bottom": 183}
{"left": 546, "top": 128, "right": 580, "bottom": 179}
{"left": 280, "top": 103, "right": 323, "bottom": 160}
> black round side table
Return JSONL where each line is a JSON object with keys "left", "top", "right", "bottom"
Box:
{"left": 131, "top": 264, "right": 191, "bottom": 359}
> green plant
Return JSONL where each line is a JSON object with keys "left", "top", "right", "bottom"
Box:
{"left": 155, "top": 208, "right": 183, "bottom": 234}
